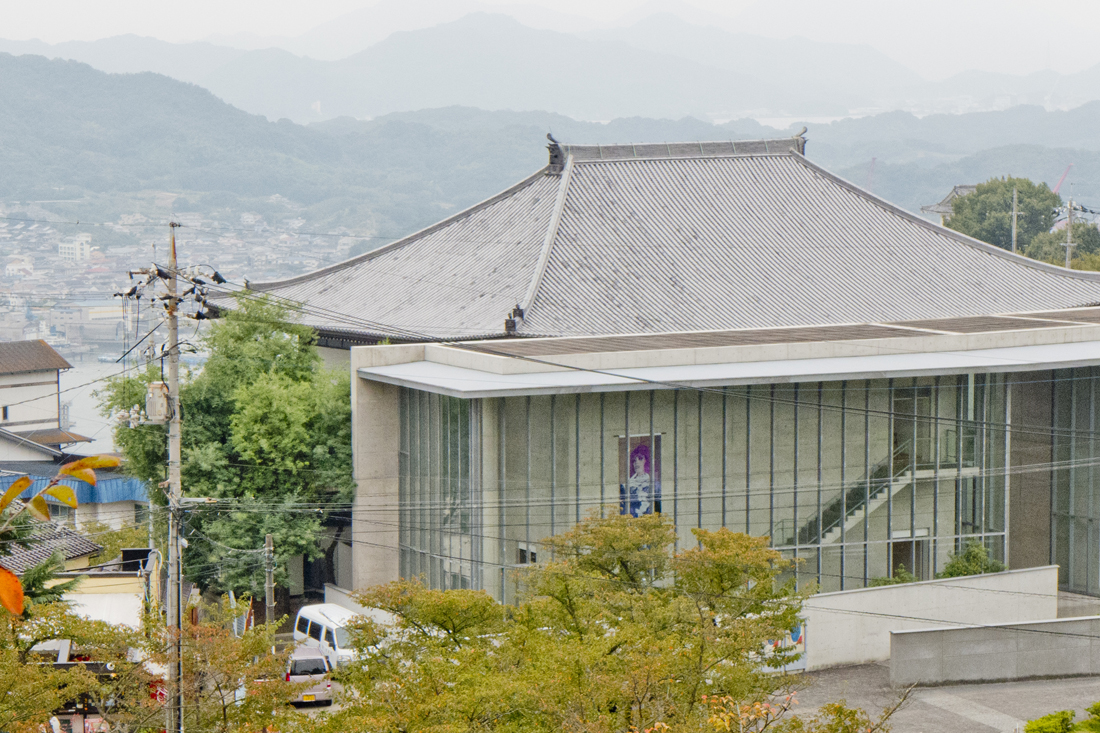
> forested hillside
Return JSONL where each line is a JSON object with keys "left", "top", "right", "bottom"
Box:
{"left": 4, "top": 52, "right": 1100, "bottom": 244}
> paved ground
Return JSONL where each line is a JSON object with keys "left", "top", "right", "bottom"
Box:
{"left": 795, "top": 664, "right": 1100, "bottom": 732}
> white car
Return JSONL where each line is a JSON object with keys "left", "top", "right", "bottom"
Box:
{"left": 292, "top": 603, "right": 361, "bottom": 668}
{"left": 286, "top": 647, "right": 334, "bottom": 706}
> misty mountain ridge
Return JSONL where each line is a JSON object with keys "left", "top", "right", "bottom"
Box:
{"left": 9, "top": 11, "right": 1100, "bottom": 125}
{"left": 2, "top": 52, "right": 1100, "bottom": 242}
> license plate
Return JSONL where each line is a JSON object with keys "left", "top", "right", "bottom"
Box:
{"left": 303, "top": 695, "right": 315, "bottom": 702}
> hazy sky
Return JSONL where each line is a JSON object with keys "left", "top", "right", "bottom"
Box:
{"left": 6, "top": 0, "right": 1100, "bottom": 80}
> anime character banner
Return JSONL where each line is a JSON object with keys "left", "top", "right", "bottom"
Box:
{"left": 619, "top": 435, "right": 661, "bottom": 517}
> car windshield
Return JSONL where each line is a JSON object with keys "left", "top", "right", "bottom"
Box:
{"left": 334, "top": 627, "right": 349, "bottom": 649}
{"left": 291, "top": 658, "right": 327, "bottom": 676}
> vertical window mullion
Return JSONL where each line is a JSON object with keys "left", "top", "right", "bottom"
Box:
{"left": 933, "top": 376, "right": 941, "bottom": 577}
{"left": 722, "top": 389, "right": 728, "bottom": 528}
{"left": 769, "top": 384, "right": 776, "bottom": 544}
{"left": 576, "top": 394, "right": 582, "bottom": 526}
{"left": 816, "top": 383, "right": 823, "bottom": 583}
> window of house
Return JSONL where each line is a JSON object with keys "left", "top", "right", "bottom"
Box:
{"left": 48, "top": 504, "right": 72, "bottom": 524}
{"left": 1, "top": 406, "right": 8, "bottom": 421}
{"left": 517, "top": 543, "right": 538, "bottom": 565}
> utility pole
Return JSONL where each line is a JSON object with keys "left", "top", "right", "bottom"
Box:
{"left": 165, "top": 221, "right": 184, "bottom": 733}
{"left": 1011, "top": 187, "right": 1018, "bottom": 254}
{"left": 1066, "top": 199, "right": 1075, "bottom": 268}
{"left": 265, "top": 534, "right": 275, "bottom": 626}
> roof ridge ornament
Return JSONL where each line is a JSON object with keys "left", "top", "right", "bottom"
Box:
{"left": 547, "top": 133, "right": 565, "bottom": 174}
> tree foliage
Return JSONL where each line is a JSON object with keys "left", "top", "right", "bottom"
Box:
{"left": 937, "top": 540, "right": 1006, "bottom": 579}
{"left": 157, "top": 596, "right": 309, "bottom": 733}
{"left": 100, "top": 294, "right": 353, "bottom": 595}
{"left": 328, "top": 513, "right": 821, "bottom": 733}
{"left": 1024, "top": 221, "right": 1100, "bottom": 266}
{"left": 868, "top": 564, "right": 918, "bottom": 587}
{"left": 0, "top": 603, "right": 124, "bottom": 731}
{"left": 945, "top": 177, "right": 1061, "bottom": 252}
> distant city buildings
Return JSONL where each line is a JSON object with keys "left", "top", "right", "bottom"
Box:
{"left": 58, "top": 234, "right": 94, "bottom": 262}
{"left": 0, "top": 206, "right": 353, "bottom": 360}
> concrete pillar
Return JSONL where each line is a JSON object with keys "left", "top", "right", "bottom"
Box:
{"left": 480, "top": 398, "right": 502, "bottom": 599}
{"left": 349, "top": 344, "right": 424, "bottom": 591}
{"left": 1008, "top": 371, "right": 1053, "bottom": 570}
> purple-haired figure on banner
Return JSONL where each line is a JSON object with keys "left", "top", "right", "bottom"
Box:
{"left": 620, "top": 438, "right": 661, "bottom": 517}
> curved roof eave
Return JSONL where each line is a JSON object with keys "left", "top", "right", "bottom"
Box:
{"left": 790, "top": 152, "right": 1100, "bottom": 285}
{"left": 249, "top": 166, "right": 553, "bottom": 293}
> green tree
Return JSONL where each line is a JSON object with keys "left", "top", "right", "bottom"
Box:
{"left": 99, "top": 294, "right": 353, "bottom": 596}
{"left": 937, "top": 540, "right": 1006, "bottom": 578}
{"left": 1026, "top": 710, "right": 1075, "bottom": 733}
{"left": 329, "top": 513, "right": 819, "bottom": 733}
{"left": 1025, "top": 221, "right": 1100, "bottom": 266}
{"left": 945, "top": 177, "right": 1061, "bottom": 252}
{"left": 20, "top": 550, "right": 82, "bottom": 607}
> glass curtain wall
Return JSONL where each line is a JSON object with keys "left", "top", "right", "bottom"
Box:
{"left": 398, "top": 389, "right": 480, "bottom": 590}
{"left": 1052, "top": 367, "right": 1100, "bottom": 594}
{"left": 398, "top": 375, "right": 1009, "bottom": 596}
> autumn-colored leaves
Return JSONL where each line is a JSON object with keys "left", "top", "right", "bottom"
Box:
{"left": 0, "top": 454, "right": 121, "bottom": 616}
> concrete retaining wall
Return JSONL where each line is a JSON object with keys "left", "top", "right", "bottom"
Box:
{"left": 802, "top": 566, "right": 1059, "bottom": 670}
{"left": 891, "top": 615, "right": 1100, "bottom": 686}
{"left": 325, "top": 583, "right": 371, "bottom": 615}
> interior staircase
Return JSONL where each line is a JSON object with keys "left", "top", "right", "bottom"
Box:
{"left": 776, "top": 440, "right": 979, "bottom": 547}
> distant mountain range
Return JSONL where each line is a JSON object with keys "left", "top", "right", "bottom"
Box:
{"left": 3, "top": 52, "right": 1100, "bottom": 243}
{"left": 9, "top": 12, "right": 1100, "bottom": 125}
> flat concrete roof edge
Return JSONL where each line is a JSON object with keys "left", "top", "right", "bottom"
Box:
{"left": 808, "top": 565, "right": 1060, "bottom": 602}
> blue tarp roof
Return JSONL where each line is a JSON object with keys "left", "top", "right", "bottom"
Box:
{"left": 0, "top": 472, "right": 148, "bottom": 504}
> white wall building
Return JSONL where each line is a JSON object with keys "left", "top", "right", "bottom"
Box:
{"left": 58, "top": 235, "right": 94, "bottom": 262}
{"left": 0, "top": 340, "right": 90, "bottom": 460}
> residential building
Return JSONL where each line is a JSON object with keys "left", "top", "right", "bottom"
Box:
{"left": 0, "top": 465, "right": 148, "bottom": 530}
{"left": 0, "top": 504, "right": 102, "bottom": 573}
{"left": 48, "top": 299, "right": 127, "bottom": 346}
{"left": 0, "top": 340, "right": 90, "bottom": 460}
{"left": 4, "top": 256, "right": 34, "bottom": 278}
{"left": 255, "top": 135, "right": 1100, "bottom": 599}
{"left": 58, "top": 234, "right": 94, "bottom": 262}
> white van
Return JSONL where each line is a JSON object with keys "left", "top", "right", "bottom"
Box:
{"left": 292, "top": 604, "right": 359, "bottom": 668}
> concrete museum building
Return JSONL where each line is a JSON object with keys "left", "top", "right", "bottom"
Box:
{"left": 256, "top": 135, "right": 1100, "bottom": 600}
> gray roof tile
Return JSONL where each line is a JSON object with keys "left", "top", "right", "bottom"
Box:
{"left": 249, "top": 137, "right": 1100, "bottom": 341}
{"left": 0, "top": 503, "right": 102, "bottom": 574}
{"left": 0, "top": 340, "right": 71, "bottom": 375}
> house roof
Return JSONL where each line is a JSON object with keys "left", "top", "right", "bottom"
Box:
{"left": 0, "top": 504, "right": 102, "bottom": 574}
{"left": 0, "top": 340, "right": 71, "bottom": 375}
{"left": 0, "top": 428, "right": 62, "bottom": 458}
{"left": 12, "top": 428, "right": 93, "bottom": 447}
{"left": 921, "top": 184, "right": 978, "bottom": 216}
{"left": 0, "top": 467, "right": 148, "bottom": 505}
{"left": 248, "top": 137, "right": 1100, "bottom": 341}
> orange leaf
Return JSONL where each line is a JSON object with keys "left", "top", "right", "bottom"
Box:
{"left": 44, "top": 485, "right": 77, "bottom": 509}
{"left": 59, "top": 465, "right": 97, "bottom": 487}
{"left": 0, "top": 477, "right": 31, "bottom": 513}
{"left": 63, "top": 455, "right": 121, "bottom": 471}
{"left": 26, "top": 495, "right": 51, "bottom": 522}
{"left": 0, "top": 566, "right": 23, "bottom": 616}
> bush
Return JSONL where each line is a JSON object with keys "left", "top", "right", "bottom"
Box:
{"left": 868, "top": 564, "right": 919, "bottom": 587}
{"left": 937, "top": 540, "right": 1005, "bottom": 578}
{"left": 1025, "top": 710, "right": 1074, "bottom": 733}
{"left": 1073, "top": 702, "right": 1100, "bottom": 731}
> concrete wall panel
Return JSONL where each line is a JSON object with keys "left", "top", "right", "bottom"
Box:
{"left": 892, "top": 615, "right": 1100, "bottom": 686}
{"left": 802, "top": 565, "right": 1059, "bottom": 670}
